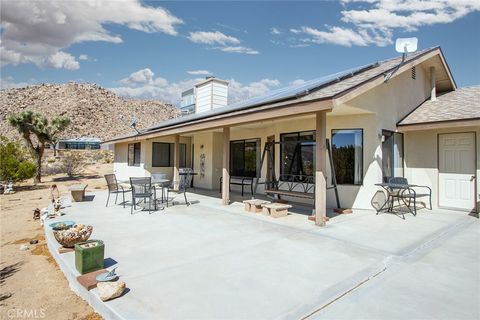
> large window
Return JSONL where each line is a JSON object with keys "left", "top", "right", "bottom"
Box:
{"left": 382, "top": 130, "right": 404, "bottom": 182}
{"left": 280, "top": 131, "right": 315, "bottom": 177}
{"left": 230, "top": 139, "right": 260, "bottom": 177}
{"left": 152, "top": 142, "right": 187, "bottom": 167}
{"left": 128, "top": 143, "right": 141, "bottom": 167}
{"left": 331, "top": 129, "right": 363, "bottom": 185}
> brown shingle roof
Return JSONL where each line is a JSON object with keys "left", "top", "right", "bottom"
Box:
{"left": 398, "top": 87, "right": 480, "bottom": 126}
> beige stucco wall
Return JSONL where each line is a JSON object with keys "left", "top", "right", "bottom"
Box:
{"left": 112, "top": 56, "right": 461, "bottom": 210}
{"left": 404, "top": 126, "right": 479, "bottom": 212}
{"left": 113, "top": 136, "right": 191, "bottom": 182}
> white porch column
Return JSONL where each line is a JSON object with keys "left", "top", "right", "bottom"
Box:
{"left": 173, "top": 134, "right": 180, "bottom": 190}
{"left": 315, "top": 111, "right": 327, "bottom": 226}
{"left": 222, "top": 127, "right": 230, "bottom": 205}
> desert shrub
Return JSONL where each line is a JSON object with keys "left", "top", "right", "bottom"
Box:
{"left": 0, "top": 137, "right": 37, "bottom": 182}
{"left": 42, "top": 163, "right": 64, "bottom": 176}
{"left": 61, "top": 152, "right": 86, "bottom": 177}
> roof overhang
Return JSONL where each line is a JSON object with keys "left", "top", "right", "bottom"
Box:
{"left": 332, "top": 47, "right": 455, "bottom": 107}
{"left": 103, "top": 98, "right": 333, "bottom": 144}
{"left": 397, "top": 118, "right": 480, "bottom": 132}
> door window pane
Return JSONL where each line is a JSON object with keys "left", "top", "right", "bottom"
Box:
{"left": 280, "top": 130, "right": 316, "bottom": 177}
{"left": 230, "top": 139, "right": 260, "bottom": 177}
{"left": 331, "top": 129, "right": 363, "bottom": 185}
{"left": 128, "top": 143, "right": 141, "bottom": 167}
{"left": 382, "top": 130, "right": 404, "bottom": 182}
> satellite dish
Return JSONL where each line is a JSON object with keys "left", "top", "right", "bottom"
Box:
{"left": 385, "top": 37, "right": 419, "bottom": 83}
{"left": 395, "top": 37, "right": 418, "bottom": 54}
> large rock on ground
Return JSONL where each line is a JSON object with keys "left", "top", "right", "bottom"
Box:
{"left": 97, "top": 281, "right": 126, "bottom": 301}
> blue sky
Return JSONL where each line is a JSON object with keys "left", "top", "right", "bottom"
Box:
{"left": 1, "top": 0, "right": 479, "bottom": 105}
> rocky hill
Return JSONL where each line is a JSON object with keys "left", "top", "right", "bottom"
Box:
{"left": 0, "top": 82, "right": 180, "bottom": 141}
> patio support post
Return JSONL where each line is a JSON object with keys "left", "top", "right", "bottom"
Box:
{"left": 222, "top": 127, "right": 230, "bottom": 205}
{"left": 315, "top": 111, "right": 327, "bottom": 226}
{"left": 173, "top": 134, "right": 180, "bottom": 190}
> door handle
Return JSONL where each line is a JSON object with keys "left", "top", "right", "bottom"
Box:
{"left": 471, "top": 175, "right": 476, "bottom": 181}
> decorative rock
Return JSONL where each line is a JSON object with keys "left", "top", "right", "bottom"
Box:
{"left": 20, "top": 245, "right": 29, "bottom": 251}
{"left": 97, "top": 281, "right": 126, "bottom": 301}
{"left": 29, "top": 239, "right": 39, "bottom": 244}
{"left": 53, "top": 225, "right": 93, "bottom": 248}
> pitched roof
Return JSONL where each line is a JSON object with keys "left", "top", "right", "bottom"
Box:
{"left": 398, "top": 87, "right": 480, "bottom": 126}
{"left": 105, "top": 46, "right": 453, "bottom": 143}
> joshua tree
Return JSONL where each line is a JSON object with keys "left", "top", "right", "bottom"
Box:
{"left": 48, "top": 117, "right": 71, "bottom": 156}
{"left": 8, "top": 111, "right": 70, "bottom": 183}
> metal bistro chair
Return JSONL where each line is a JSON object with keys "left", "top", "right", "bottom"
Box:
{"left": 104, "top": 174, "right": 131, "bottom": 208}
{"left": 388, "top": 177, "right": 432, "bottom": 215}
{"left": 129, "top": 177, "right": 158, "bottom": 214}
{"left": 166, "top": 171, "right": 193, "bottom": 207}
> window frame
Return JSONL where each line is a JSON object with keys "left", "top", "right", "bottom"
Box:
{"left": 229, "top": 138, "right": 261, "bottom": 178}
{"left": 151, "top": 142, "right": 188, "bottom": 168}
{"left": 128, "top": 142, "right": 141, "bottom": 167}
{"left": 152, "top": 142, "right": 171, "bottom": 167}
{"left": 330, "top": 128, "right": 364, "bottom": 186}
{"left": 279, "top": 130, "right": 316, "bottom": 178}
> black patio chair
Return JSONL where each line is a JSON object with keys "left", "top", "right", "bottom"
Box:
{"left": 166, "top": 172, "right": 193, "bottom": 207}
{"left": 104, "top": 174, "right": 131, "bottom": 208}
{"left": 129, "top": 177, "right": 158, "bottom": 214}
{"left": 388, "top": 177, "right": 432, "bottom": 215}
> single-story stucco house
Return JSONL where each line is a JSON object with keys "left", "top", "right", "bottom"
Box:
{"left": 104, "top": 46, "right": 480, "bottom": 224}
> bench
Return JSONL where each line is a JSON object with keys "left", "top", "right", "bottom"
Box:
{"left": 69, "top": 184, "right": 88, "bottom": 202}
{"left": 243, "top": 199, "right": 270, "bottom": 213}
{"left": 262, "top": 203, "right": 292, "bottom": 218}
{"left": 264, "top": 174, "right": 315, "bottom": 200}
{"left": 220, "top": 176, "right": 256, "bottom": 196}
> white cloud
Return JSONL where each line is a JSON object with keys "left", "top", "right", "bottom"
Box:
{"left": 220, "top": 46, "right": 259, "bottom": 55}
{"left": 187, "top": 70, "right": 211, "bottom": 75}
{"left": 289, "top": 0, "right": 480, "bottom": 47}
{"left": 188, "top": 30, "right": 259, "bottom": 54}
{"left": 110, "top": 68, "right": 280, "bottom": 105}
{"left": 44, "top": 51, "right": 80, "bottom": 70}
{"left": 270, "top": 27, "right": 281, "bottom": 35}
{"left": 120, "top": 68, "right": 156, "bottom": 85}
{"left": 78, "top": 54, "right": 89, "bottom": 60}
{"left": 297, "top": 26, "right": 392, "bottom": 47}
{"left": 0, "top": 76, "right": 31, "bottom": 89}
{"left": 188, "top": 31, "right": 240, "bottom": 46}
{"left": 0, "top": 0, "right": 183, "bottom": 69}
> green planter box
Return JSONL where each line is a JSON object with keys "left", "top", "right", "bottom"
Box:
{"left": 75, "top": 240, "right": 105, "bottom": 275}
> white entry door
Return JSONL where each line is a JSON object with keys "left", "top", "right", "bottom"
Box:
{"left": 438, "top": 133, "right": 476, "bottom": 211}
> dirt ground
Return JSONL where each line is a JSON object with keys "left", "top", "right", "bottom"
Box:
{"left": 0, "top": 163, "right": 113, "bottom": 320}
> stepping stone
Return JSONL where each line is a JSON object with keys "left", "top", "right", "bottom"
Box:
{"left": 243, "top": 199, "right": 270, "bottom": 213}
{"left": 262, "top": 203, "right": 292, "bottom": 218}
{"left": 76, "top": 269, "right": 108, "bottom": 290}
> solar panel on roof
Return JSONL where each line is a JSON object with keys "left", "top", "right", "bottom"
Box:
{"left": 227, "top": 63, "right": 377, "bottom": 110}
{"left": 143, "top": 62, "right": 378, "bottom": 132}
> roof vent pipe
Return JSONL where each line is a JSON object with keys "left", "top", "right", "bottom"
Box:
{"left": 430, "top": 66, "right": 436, "bottom": 101}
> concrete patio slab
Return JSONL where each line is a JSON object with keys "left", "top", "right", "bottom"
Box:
{"left": 44, "top": 190, "right": 479, "bottom": 320}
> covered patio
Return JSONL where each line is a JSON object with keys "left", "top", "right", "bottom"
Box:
{"left": 45, "top": 190, "right": 479, "bottom": 319}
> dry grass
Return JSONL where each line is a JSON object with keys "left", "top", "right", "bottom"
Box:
{"left": 79, "top": 312, "right": 103, "bottom": 320}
